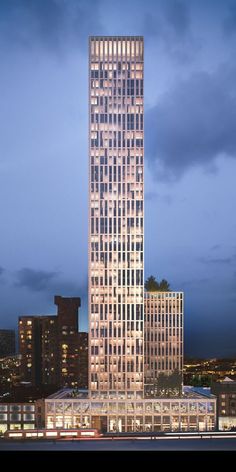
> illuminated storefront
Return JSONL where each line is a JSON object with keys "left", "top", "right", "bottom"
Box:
{"left": 44, "top": 389, "right": 216, "bottom": 433}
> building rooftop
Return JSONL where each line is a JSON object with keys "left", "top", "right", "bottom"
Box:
{"left": 220, "top": 376, "right": 236, "bottom": 383}
{"left": 183, "top": 386, "right": 215, "bottom": 399}
{"left": 47, "top": 386, "right": 216, "bottom": 401}
{"left": 0, "top": 385, "right": 59, "bottom": 403}
{"left": 47, "top": 389, "right": 89, "bottom": 400}
{"left": 90, "top": 36, "right": 143, "bottom": 40}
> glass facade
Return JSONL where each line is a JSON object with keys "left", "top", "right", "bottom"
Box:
{"left": 45, "top": 397, "right": 216, "bottom": 433}
{"left": 0, "top": 403, "right": 35, "bottom": 435}
{"left": 89, "top": 36, "right": 144, "bottom": 397}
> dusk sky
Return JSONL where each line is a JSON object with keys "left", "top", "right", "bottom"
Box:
{"left": 0, "top": 0, "right": 236, "bottom": 358}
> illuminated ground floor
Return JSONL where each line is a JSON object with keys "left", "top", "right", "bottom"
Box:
{"left": 219, "top": 416, "right": 236, "bottom": 431}
{"left": 45, "top": 389, "right": 216, "bottom": 433}
{"left": 0, "top": 403, "right": 35, "bottom": 435}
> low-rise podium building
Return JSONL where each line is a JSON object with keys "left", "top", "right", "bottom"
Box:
{"left": 44, "top": 387, "right": 216, "bottom": 433}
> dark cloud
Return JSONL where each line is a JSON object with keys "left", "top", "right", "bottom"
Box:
{"left": 142, "top": 0, "right": 191, "bottom": 39}
{"left": 145, "top": 191, "right": 172, "bottom": 205}
{"left": 0, "top": 268, "right": 88, "bottom": 329}
{"left": 14, "top": 267, "right": 87, "bottom": 302}
{"left": 0, "top": 0, "right": 102, "bottom": 51}
{"left": 2, "top": 0, "right": 228, "bottom": 50}
{"left": 199, "top": 255, "right": 236, "bottom": 266}
{"left": 140, "top": 0, "right": 195, "bottom": 63}
{"left": 146, "top": 64, "right": 236, "bottom": 180}
{"left": 223, "top": 1, "right": 236, "bottom": 35}
{"left": 0, "top": 0, "right": 194, "bottom": 60}
{"left": 52, "top": 277, "right": 88, "bottom": 301}
{"left": 162, "top": 0, "right": 190, "bottom": 37}
{"left": 179, "top": 277, "right": 210, "bottom": 288}
{"left": 0, "top": 266, "right": 6, "bottom": 286}
{"left": 15, "top": 267, "right": 59, "bottom": 292}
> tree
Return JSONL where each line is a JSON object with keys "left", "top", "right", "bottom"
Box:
{"left": 159, "top": 279, "right": 170, "bottom": 291}
{"left": 145, "top": 275, "right": 171, "bottom": 292}
{"left": 144, "top": 275, "right": 159, "bottom": 291}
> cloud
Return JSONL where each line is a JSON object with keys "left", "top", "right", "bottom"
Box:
{"left": 14, "top": 267, "right": 87, "bottom": 301}
{"left": 0, "top": 266, "right": 6, "bottom": 285}
{"left": 146, "top": 64, "right": 236, "bottom": 180}
{"left": 162, "top": 0, "right": 190, "bottom": 38}
{"left": 0, "top": 0, "right": 102, "bottom": 52}
{"left": 199, "top": 255, "right": 236, "bottom": 266}
{"left": 139, "top": 0, "right": 196, "bottom": 63}
{"left": 210, "top": 244, "right": 221, "bottom": 251}
{"left": 0, "top": 267, "right": 88, "bottom": 329}
{"left": 15, "top": 267, "right": 59, "bottom": 291}
{"left": 53, "top": 277, "right": 88, "bottom": 300}
{"left": 145, "top": 191, "right": 172, "bottom": 205}
{"left": 0, "top": 0, "right": 194, "bottom": 62}
{"left": 223, "top": 1, "right": 236, "bottom": 35}
{"left": 142, "top": 0, "right": 190, "bottom": 39}
{"left": 179, "top": 277, "right": 210, "bottom": 288}
{"left": 145, "top": 191, "right": 158, "bottom": 201}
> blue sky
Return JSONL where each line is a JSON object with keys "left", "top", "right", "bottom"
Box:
{"left": 0, "top": 0, "right": 236, "bottom": 357}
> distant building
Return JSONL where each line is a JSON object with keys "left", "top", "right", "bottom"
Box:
{"left": 0, "top": 384, "right": 58, "bottom": 433}
{"left": 0, "top": 403, "right": 35, "bottom": 435}
{"left": 18, "top": 296, "right": 81, "bottom": 388}
{"left": 19, "top": 316, "right": 45, "bottom": 386}
{"left": 78, "top": 332, "right": 88, "bottom": 389}
{"left": 212, "top": 377, "right": 236, "bottom": 430}
{"left": 144, "top": 292, "right": 183, "bottom": 397}
{"left": 54, "top": 296, "right": 81, "bottom": 388}
{"left": 1, "top": 384, "right": 59, "bottom": 403}
{"left": 40, "top": 316, "right": 59, "bottom": 385}
{"left": 0, "top": 330, "right": 15, "bottom": 358}
{"left": 0, "top": 355, "right": 22, "bottom": 393}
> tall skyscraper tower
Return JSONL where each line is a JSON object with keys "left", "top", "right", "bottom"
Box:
{"left": 89, "top": 37, "right": 144, "bottom": 398}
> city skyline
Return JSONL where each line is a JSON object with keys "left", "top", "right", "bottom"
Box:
{"left": 0, "top": 1, "right": 236, "bottom": 358}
